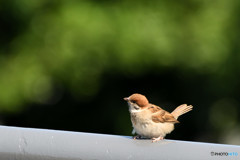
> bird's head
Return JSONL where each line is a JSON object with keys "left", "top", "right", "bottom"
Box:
{"left": 124, "top": 93, "right": 149, "bottom": 112}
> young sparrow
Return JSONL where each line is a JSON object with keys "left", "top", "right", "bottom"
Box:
{"left": 124, "top": 93, "right": 193, "bottom": 142}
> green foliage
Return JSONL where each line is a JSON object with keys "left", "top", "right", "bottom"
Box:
{"left": 0, "top": 1, "right": 237, "bottom": 108}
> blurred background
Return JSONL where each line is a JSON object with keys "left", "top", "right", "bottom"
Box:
{"left": 0, "top": 0, "right": 240, "bottom": 145}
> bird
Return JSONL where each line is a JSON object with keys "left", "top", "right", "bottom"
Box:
{"left": 124, "top": 93, "right": 193, "bottom": 142}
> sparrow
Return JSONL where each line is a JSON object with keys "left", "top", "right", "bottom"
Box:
{"left": 124, "top": 93, "right": 193, "bottom": 142}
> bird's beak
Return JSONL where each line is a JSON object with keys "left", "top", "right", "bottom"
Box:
{"left": 124, "top": 97, "right": 129, "bottom": 101}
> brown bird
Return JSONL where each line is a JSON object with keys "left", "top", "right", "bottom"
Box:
{"left": 124, "top": 93, "right": 193, "bottom": 142}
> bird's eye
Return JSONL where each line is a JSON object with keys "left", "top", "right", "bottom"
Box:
{"left": 131, "top": 100, "right": 136, "bottom": 103}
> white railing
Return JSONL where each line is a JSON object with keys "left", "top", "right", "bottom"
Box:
{"left": 0, "top": 126, "right": 239, "bottom": 160}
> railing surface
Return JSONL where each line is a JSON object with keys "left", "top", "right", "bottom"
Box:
{"left": 0, "top": 126, "right": 239, "bottom": 160}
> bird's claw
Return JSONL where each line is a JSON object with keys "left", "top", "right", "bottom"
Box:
{"left": 133, "top": 135, "right": 141, "bottom": 140}
{"left": 152, "top": 136, "right": 164, "bottom": 142}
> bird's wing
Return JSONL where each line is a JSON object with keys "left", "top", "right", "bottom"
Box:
{"left": 150, "top": 104, "right": 179, "bottom": 124}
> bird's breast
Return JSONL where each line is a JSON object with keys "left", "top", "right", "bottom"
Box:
{"left": 130, "top": 112, "right": 174, "bottom": 138}
{"left": 130, "top": 111, "right": 151, "bottom": 125}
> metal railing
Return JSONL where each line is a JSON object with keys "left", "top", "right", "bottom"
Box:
{"left": 0, "top": 126, "right": 239, "bottom": 160}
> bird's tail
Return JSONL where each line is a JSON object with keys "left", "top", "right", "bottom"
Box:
{"left": 171, "top": 104, "right": 193, "bottom": 120}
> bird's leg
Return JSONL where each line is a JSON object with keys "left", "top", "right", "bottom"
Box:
{"left": 152, "top": 136, "right": 164, "bottom": 142}
{"left": 133, "top": 135, "right": 142, "bottom": 140}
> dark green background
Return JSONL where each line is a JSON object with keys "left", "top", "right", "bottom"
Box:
{"left": 0, "top": 0, "right": 240, "bottom": 145}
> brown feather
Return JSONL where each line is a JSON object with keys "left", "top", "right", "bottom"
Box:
{"left": 150, "top": 104, "right": 179, "bottom": 124}
{"left": 171, "top": 104, "right": 193, "bottom": 119}
{"left": 128, "top": 93, "right": 149, "bottom": 107}
{"left": 148, "top": 104, "right": 163, "bottom": 113}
